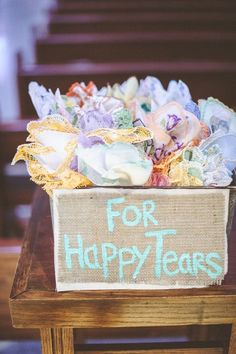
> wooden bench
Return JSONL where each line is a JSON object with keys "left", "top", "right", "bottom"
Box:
{"left": 36, "top": 31, "right": 236, "bottom": 64}
{"left": 18, "top": 61, "right": 236, "bottom": 117}
{"left": 9, "top": 188, "right": 236, "bottom": 353}
{"left": 49, "top": 13, "right": 236, "bottom": 34}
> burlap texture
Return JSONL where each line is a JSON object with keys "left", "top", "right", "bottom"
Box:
{"left": 52, "top": 188, "right": 229, "bottom": 291}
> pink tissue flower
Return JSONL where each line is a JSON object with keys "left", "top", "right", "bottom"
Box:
{"left": 146, "top": 171, "right": 171, "bottom": 187}
{"left": 144, "top": 102, "right": 202, "bottom": 162}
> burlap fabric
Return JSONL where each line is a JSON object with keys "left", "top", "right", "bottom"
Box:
{"left": 52, "top": 188, "right": 229, "bottom": 291}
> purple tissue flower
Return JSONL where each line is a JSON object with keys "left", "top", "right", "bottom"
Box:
{"left": 166, "top": 114, "right": 182, "bottom": 131}
{"left": 79, "top": 109, "right": 115, "bottom": 133}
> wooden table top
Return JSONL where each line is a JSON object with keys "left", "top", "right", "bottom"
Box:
{"left": 10, "top": 188, "right": 236, "bottom": 328}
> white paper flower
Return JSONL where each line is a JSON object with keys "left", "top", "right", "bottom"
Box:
{"left": 77, "top": 142, "right": 152, "bottom": 186}
{"left": 28, "top": 81, "right": 79, "bottom": 123}
{"left": 138, "top": 76, "right": 192, "bottom": 107}
{"left": 200, "top": 131, "right": 236, "bottom": 171}
{"left": 203, "top": 153, "right": 232, "bottom": 187}
{"left": 199, "top": 97, "right": 236, "bottom": 133}
{"left": 12, "top": 115, "right": 91, "bottom": 195}
{"left": 98, "top": 77, "right": 139, "bottom": 106}
{"left": 35, "top": 130, "right": 78, "bottom": 173}
{"left": 28, "top": 82, "right": 57, "bottom": 118}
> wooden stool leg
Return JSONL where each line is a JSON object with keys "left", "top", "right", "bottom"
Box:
{"left": 61, "top": 328, "right": 74, "bottom": 354}
{"left": 41, "top": 328, "right": 74, "bottom": 354}
{"left": 41, "top": 329, "right": 53, "bottom": 354}
{"left": 228, "top": 323, "right": 236, "bottom": 354}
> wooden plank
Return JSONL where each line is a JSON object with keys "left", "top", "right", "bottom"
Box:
{"left": 53, "top": 328, "right": 63, "bottom": 354}
{"left": 36, "top": 32, "right": 236, "bottom": 64}
{"left": 1, "top": 177, "right": 34, "bottom": 207}
{"left": 56, "top": 2, "right": 236, "bottom": 13}
{"left": 18, "top": 61, "right": 236, "bottom": 116}
{"left": 62, "top": 328, "right": 74, "bottom": 354}
{"left": 228, "top": 323, "right": 236, "bottom": 354}
{"left": 75, "top": 349, "right": 223, "bottom": 354}
{"left": 0, "top": 252, "right": 19, "bottom": 335}
{"left": 0, "top": 120, "right": 29, "bottom": 163}
{"left": 50, "top": 12, "right": 236, "bottom": 25}
{"left": 41, "top": 328, "right": 53, "bottom": 354}
{"left": 50, "top": 13, "right": 236, "bottom": 34}
{"left": 59, "top": 0, "right": 236, "bottom": 5}
{"left": 10, "top": 188, "right": 48, "bottom": 298}
{"left": 73, "top": 326, "right": 195, "bottom": 343}
{"left": 41, "top": 328, "right": 74, "bottom": 354}
{"left": 0, "top": 247, "right": 38, "bottom": 339}
{"left": 50, "top": 13, "right": 235, "bottom": 22}
{"left": 0, "top": 120, "right": 34, "bottom": 221}
{"left": 73, "top": 325, "right": 230, "bottom": 345}
{"left": 9, "top": 295, "right": 236, "bottom": 328}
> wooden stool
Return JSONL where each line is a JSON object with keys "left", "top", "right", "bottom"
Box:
{"left": 10, "top": 188, "right": 236, "bottom": 353}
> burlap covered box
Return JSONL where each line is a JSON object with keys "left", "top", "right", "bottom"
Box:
{"left": 51, "top": 186, "right": 236, "bottom": 292}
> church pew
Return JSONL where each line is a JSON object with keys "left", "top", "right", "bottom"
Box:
{"left": 0, "top": 120, "right": 35, "bottom": 237}
{"left": 58, "top": 0, "right": 236, "bottom": 9}
{"left": 0, "top": 120, "right": 34, "bottom": 330}
{"left": 49, "top": 13, "right": 236, "bottom": 34}
{"left": 0, "top": 120, "right": 34, "bottom": 206}
{"left": 58, "top": 0, "right": 236, "bottom": 4}
{"left": 56, "top": 1, "right": 236, "bottom": 14}
{"left": 0, "top": 240, "right": 39, "bottom": 339}
{"left": 18, "top": 61, "right": 236, "bottom": 117}
{"left": 36, "top": 32, "right": 236, "bottom": 64}
{"left": 0, "top": 120, "right": 29, "bottom": 166}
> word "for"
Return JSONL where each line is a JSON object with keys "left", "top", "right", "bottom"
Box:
{"left": 106, "top": 197, "right": 158, "bottom": 232}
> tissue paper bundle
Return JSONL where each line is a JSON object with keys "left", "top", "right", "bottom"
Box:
{"left": 12, "top": 76, "right": 236, "bottom": 195}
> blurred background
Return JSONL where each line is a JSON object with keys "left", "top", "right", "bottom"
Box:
{"left": 0, "top": 0, "right": 235, "bottom": 352}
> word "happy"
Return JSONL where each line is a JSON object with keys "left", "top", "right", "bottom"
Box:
{"left": 64, "top": 230, "right": 223, "bottom": 281}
